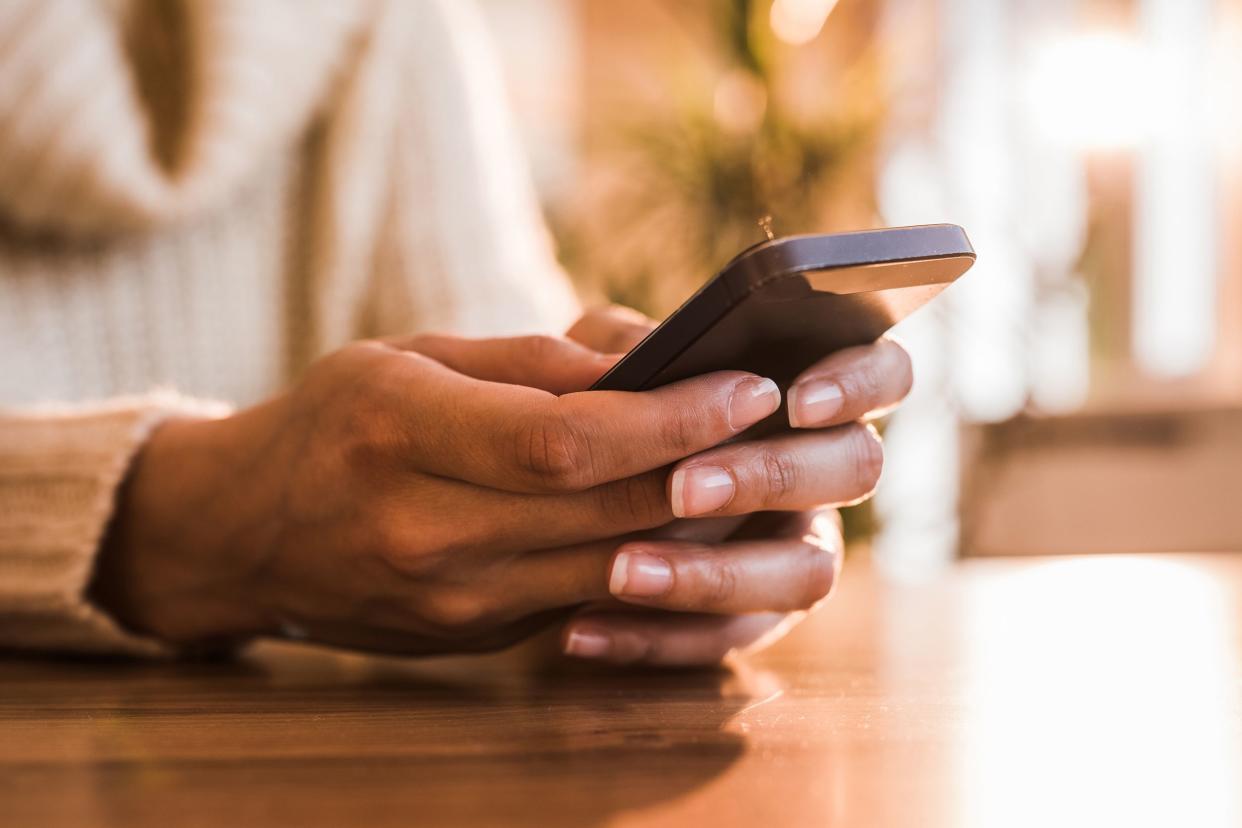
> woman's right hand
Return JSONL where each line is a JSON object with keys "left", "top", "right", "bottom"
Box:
{"left": 92, "top": 333, "right": 881, "bottom": 656}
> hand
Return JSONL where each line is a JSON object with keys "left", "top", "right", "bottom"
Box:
{"left": 557, "top": 307, "right": 912, "bottom": 666}
{"left": 91, "top": 328, "right": 885, "bottom": 656}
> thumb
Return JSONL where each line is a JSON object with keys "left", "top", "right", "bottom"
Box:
{"left": 383, "top": 333, "right": 620, "bottom": 394}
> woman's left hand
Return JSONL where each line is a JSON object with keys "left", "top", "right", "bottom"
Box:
{"left": 557, "top": 306, "right": 913, "bottom": 666}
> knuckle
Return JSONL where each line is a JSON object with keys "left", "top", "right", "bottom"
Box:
{"left": 402, "top": 333, "right": 435, "bottom": 353}
{"left": 759, "top": 448, "right": 800, "bottom": 507}
{"left": 658, "top": 406, "right": 699, "bottom": 457}
{"left": 370, "top": 505, "right": 480, "bottom": 579}
{"left": 385, "top": 549, "right": 444, "bottom": 581}
{"left": 520, "top": 334, "right": 566, "bottom": 366}
{"left": 339, "top": 404, "right": 402, "bottom": 471}
{"left": 331, "top": 340, "right": 385, "bottom": 369}
{"left": 578, "top": 306, "right": 653, "bottom": 353}
{"left": 702, "top": 560, "right": 738, "bottom": 608}
{"left": 514, "top": 409, "right": 593, "bottom": 490}
{"left": 306, "top": 346, "right": 387, "bottom": 415}
{"left": 368, "top": 513, "right": 436, "bottom": 574}
{"left": 599, "top": 473, "right": 670, "bottom": 528}
{"left": 419, "top": 590, "right": 494, "bottom": 634}
{"left": 370, "top": 513, "right": 410, "bottom": 558}
{"left": 349, "top": 364, "right": 411, "bottom": 432}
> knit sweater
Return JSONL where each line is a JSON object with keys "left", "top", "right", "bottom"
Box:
{"left": 0, "top": 0, "right": 580, "bottom": 656}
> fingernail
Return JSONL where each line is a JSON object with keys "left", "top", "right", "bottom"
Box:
{"left": 670, "top": 465, "right": 735, "bottom": 517}
{"left": 788, "top": 379, "right": 844, "bottom": 427}
{"left": 728, "top": 377, "right": 781, "bottom": 431}
{"left": 610, "top": 548, "right": 674, "bottom": 597}
{"left": 564, "top": 628, "right": 611, "bottom": 659}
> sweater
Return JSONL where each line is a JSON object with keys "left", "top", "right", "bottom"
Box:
{"left": 0, "top": 0, "right": 581, "bottom": 656}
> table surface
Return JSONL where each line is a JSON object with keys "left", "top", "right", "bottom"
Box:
{"left": 4, "top": 552, "right": 1242, "bottom": 828}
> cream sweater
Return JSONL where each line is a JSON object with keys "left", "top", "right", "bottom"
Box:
{"left": 0, "top": 0, "right": 580, "bottom": 656}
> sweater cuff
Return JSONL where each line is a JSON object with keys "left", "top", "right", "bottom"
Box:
{"left": 0, "top": 392, "right": 232, "bottom": 657}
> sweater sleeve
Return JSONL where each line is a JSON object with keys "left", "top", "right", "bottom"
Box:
{"left": 0, "top": 392, "right": 231, "bottom": 657}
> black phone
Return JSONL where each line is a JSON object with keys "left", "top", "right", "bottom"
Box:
{"left": 591, "top": 224, "right": 975, "bottom": 417}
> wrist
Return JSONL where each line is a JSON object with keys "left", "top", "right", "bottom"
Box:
{"left": 91, "top": 413, "right": 275, "bottom": 647}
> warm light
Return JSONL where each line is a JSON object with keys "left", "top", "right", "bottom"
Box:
{"left": 1132, "top": 0, "right": 1217, "bottom": 379}
{"left": 962, "top": 557, "right": 1241, "bottom": 828}
{"left": 769, "top": 0, "right": 839, "bottom": 46}
{"left": 1212, "top": 13, "right": 1242, "bottom": 150}
{"left": 1030, "top": 284, "right": 1090, "bottom": 412}
{"left": 713, "top": 69, "right": 767, "bottom": 134}
{"left": 1024, "top": 32, "right": 1152, "bottom": 150}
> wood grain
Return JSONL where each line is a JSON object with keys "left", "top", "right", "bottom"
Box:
{"left": 4, "top": 552, "right": 1241, "bottom": 827}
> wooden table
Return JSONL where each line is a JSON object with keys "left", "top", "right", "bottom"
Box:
{"left": 4, "top": 553, "right": 1242, "bottom": 827}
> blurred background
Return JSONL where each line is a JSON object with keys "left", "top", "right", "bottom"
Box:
{"left": 480, "top": 0, "right": 1242, "bottom": 569}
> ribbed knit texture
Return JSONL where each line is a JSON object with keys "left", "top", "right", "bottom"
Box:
{"left": 0, "top": 394, "right": 231, "bottom": 656}
{"left": 0, "top": 0, "right": 580, "bottom": 655}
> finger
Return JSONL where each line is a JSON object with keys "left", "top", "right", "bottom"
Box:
{"left": 363, "top": 343, "right": 782, "bottom": 493}
{"left": 380, "top": 468, "right": 710, "bottom": 560}
{"left": 386, "top": 473, "right": 750, "bottom": 565}
{"left": 560, "top": 611, "right": 797, "bottom": 666}
{"left": 666, "top": 424, "right": 884, "bottom": 517}
{"left": 567, "top": 305, "right": 657, "bottom": 353}
{"left": 453, "top": 468, "right": 674, "bottom": 552}
{"left": 500, "top": 514, "right": 842, "bottom": 616}
{"left": 492, "top": 507, "right": 745, "bottom": 575}
{"left": 729, "top": 507, "right": 842, "bottom": 543}
{"left": 604, "top": 532, "right": 842, "bottom": 613}
{"left": 385, "top": 333, "right": 616, "bottom": 395}
{"left": 386, "top": 483, "right": 821, "bottom": 572}
{"left": 647, "top": 514, "right": 747, "bottom": 544}
{"left": 658, "top": 508, "right": 835, "bottom": 547}
{"left": 788, "top": 338, "right": 913, "bottom": 429}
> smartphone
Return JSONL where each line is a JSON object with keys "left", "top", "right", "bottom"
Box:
{"left": 591, "top": 225, "right": 975, "bottom": 414}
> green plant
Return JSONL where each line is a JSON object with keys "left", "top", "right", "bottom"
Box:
{"left": 551, "top": 0, "right": 886, "bottom": 541}
{"left": 552, "top": 0, "right": 885, "bottom": 318}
